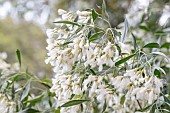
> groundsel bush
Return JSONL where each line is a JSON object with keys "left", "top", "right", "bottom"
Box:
{"left": 45, "top": 2, "right": 170, "bottom": 113}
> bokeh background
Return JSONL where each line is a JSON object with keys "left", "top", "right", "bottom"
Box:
{"left": 0, "top": 0, "right": 169, "bottom": 80}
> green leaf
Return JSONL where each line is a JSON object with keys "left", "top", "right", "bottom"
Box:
{"left": 102, "top": 0, "right": 106, "bottom": 18}
{"left": 150, "top": 104, "right": 156, "bottom": 113}
{"left": 21, "top": 80, "right": 31, "bottom": 101}
{"left": 26, "top": 95, "right": 44, "bottom": 105}
{"left": 131, "top": 32, "right": 138, "bottom": 51}
{"left": 61, "top": 100, "right": 89, "bottom": 107}
{"left": 161, "top": 43, "right": 170, "bottom": 48}
{"left": 87, "top": 30, "right": 92, "bottom": 39}
{"left": 90, "top": 69, "right": 96, "bottom": 75}
{"left": 152, "top": 52, "right": 168, "bottom": 60}
{"left": 122, "top": 18, "right": 128, "bottom": 42}
{"left": 53, "top": 21, "right": 81, "bottom": 26}
{"left": 55, "top": 109, "right": 60, "bottom": 113}
{"left": 120, "top": 95, "right": 125, "bottom": 105}
{"left": 154, "top": 69, "right": 161, "bottom": 78}
{"left": 115, "top": 54, "right": 135, "bottom": 67}
{"left": 12, "top": 83, "right": 15, "bottom": 100}
{"left": 139, "top": 25, "right": 150, "bottom": 31}
{"left": 163, "top": 94, "right": 170, "bottom": 105}
{"left": 16, "top": 49, "right": 21, "bottom": 67}
{"left": 115, "top": 44, "right": 121, "bottom": 55}
{"left": 63, "top": 41, "right": 73, "bottom": 46}
{"left": 102, "top": 100, "right": 107, "bottom": 113}
{"left": 143, "top": 43, "right": 160, "bottom": 48}
{"left": 155, "top": 31, "right": 166, "bottom": 35}
{"left": 89, "top": 31, "right": 103, "bottom": 42}
{"left": 92, "top": 9, "right": 98, "bottom": 21}
{"left": 20, "top": 108, "right": 40, "bottom": 113}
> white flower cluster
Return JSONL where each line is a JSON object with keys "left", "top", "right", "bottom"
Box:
{"left": 0, "top": 94, "right": 15, "bottom": 113}
{"left": 46, "top": 9, "right": 164, "bottom": 113}
{"left": 0, "top": 52, "right": 20, "bottom": 76}
{"left": 45, "top": 9, "right": 119, "bottom": 73}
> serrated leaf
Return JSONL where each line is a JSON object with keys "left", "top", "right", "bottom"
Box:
{"left": 61, "top": 100, "right": 89, "bottom": 107}
{"left": 53, "top": 21, "right": 81, "bottom": 26}
{"left": 16, "top": 49, "right": 21, "bottom": 67}
{"left": 161, "top": 43, "right": 170, "bottom": 48}
{"left": 92, "top": 9, "right": 98, "bottom": 21}
{"left": 89, "top": 31, "right": 103, "bottom": 42}
{"left": 21, "top": 80, "right": 31, "bottom": 101}
{"left": 143, "top": 43, "right": 160, "bottom": 48}
{"left": 115, "top": 54, "right": 135, "bottom": 67}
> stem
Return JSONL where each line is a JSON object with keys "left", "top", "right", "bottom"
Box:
{"left": 137, "top": 99, "right": 142, "bottom": 110}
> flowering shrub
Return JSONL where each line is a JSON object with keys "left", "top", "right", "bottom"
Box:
{"left": 45, "top": 3, "right": 170, "bottom": 113}
{"left": 0, "top": 1, "right": 170, "bottom": 113}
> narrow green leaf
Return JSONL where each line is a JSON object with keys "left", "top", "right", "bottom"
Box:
{"left": 16, "top": 49, "right": 21, "bottom": 67}
{"left": 12, "top": 83, "right": 15, "bottom": 100}
{"left": 26, "top": 95, "right": 44, "bottom": 105}
{"left": 89, "top": 31, "right": 103, "bottom": 42}
{"left": 92, "top": 9, "right": 98, "bottom": 21}
{"left": 87, "top": 30, "right": 92, "bottom": 39}
{"left": 63, "top": 41, "right": 73, "bottom": 46}
{"left": 55, "top": 109, "right": 60, "bottom": 113}
{"left": 20, "top": 108, "right": 40, "bottom": 113}
{"left": 122, "top": 18, "right": 128, "bottom": 42}
{"left": 120, "top": 95, "right": 125, "bottom": 105}
{"left": 53, "top": 21, "right": 81, "bottom": 26}
{"left": 161, "top": 43, "right": 170, "bottom": 48}
{"left": 150, "top": 104, "right": 156, "bottom": 113}
{"left": 139, "top": 25, "right": 150, "bottom": 31}
{"left": 61, "top": 100, "right": 89, "bottom": 107}
{"left": 155, "top": 31, "right": 166, "bottom": 35}
{"left": 143, "top": 43, "right": 160, "bottom": 48}
{"left": 102, "top": 100, "right": 107, "bottom": 113}
{"left": 21, "top": 80, "right": 31, "bottom": 101}
{"left": 90, "top": 69, "right": 96, "bottom": 75}
{"left": 115, "top": 54, "right": 135, "bottom": 67}
{"left": 163, "top": 94, "right": 170, "bottom": 105}
{"left": 154, "top": 69, "right": 161, "bottom": 78}
{"left": 131, "top": 32, "right": 138, "bottom": 51}
{"left": 115, "top": 44, "right": 121, "bottom": 55}
{"left": 102, "top": 0, "right": 106, "bottom": 18}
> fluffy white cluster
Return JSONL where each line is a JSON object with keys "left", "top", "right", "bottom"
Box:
{"left": 46, "top": 9, "right": 164, "bottom": 113}
{"left": 45, "top": 9, "right": 119, "bottom": 73}
{"left": 0, "top": 52, "right": 20, "bottom": 76}
{"left": 0, "top": 94, "right": 15, "bottom": 113}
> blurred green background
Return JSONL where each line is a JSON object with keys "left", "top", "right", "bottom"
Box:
{"left": 0, "top": 0, "right": 169, "bottom": 80}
